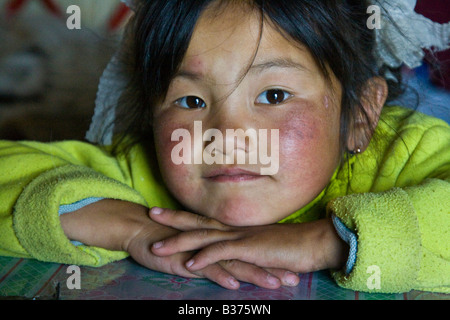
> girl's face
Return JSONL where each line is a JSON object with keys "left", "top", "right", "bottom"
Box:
{"left": 152, "top": 4, "right": 343, "bottom": 226}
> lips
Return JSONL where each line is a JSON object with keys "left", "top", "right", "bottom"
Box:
{"left": 203, "top": 167, "right": 264, "bottom": 182}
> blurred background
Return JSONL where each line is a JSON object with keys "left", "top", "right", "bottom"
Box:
{"left": 0, "top": 0, "right": 129, "bottom": 141}
{"left": 0, "top": 0, "right": 448, "bottom": 142}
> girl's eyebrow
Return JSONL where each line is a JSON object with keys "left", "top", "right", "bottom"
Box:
{"left": 173, "top": 70, "right": 205, "bottom": 82}
{"left": 174, "top": 57, "right": 310, "bottom": 82}
{"left": 249, "top": 58, "right": 311, "bottom": 74}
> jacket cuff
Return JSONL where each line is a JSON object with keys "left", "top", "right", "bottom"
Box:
{"left": 13, "top": 165, "right": 147, "bottom": 267}
{"left": 331, "top": 215, "right": 357, "bottom": 275}
{"left": 326, "top": 188, "right": 421, "bottom": 293}
{"left": 59, "top": 197, "right": 105, "bottom": 246}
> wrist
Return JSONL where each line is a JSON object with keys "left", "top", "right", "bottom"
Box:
{"left": 321, "top": 217, "right": 349, "bottom": 270}
{"left": 120, "top": 207, "right": 180, "bottom": 253}
{"left": 60, "top": 199, "right": 151, "bottom": 252}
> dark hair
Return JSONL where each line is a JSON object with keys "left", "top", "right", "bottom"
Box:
{"left": 110, "top": 0, "right": 405, "bottom": 158}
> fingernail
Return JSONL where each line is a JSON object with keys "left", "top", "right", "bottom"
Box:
{"left": 151, "top": 207, "right": 163, "bottom": 215}
{"left": 285, "top": 272, "right": 299, "bottom": 286}
{"left": 186, "top": 259, "right": 195, "bottom": 268}
{"left": 152, "top": 241, "right": 164, "bottom": 249}
{"left": 267, "top": 274, "right": 279, "bottom": 286}
{"left": 228, "top": 277, "right": 239, "bottom": 288}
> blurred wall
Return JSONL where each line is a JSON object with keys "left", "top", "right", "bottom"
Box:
{"left": 0, "top": 0, "right": 128, "bottom": 141}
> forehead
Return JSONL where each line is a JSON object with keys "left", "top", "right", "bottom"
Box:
{"left": 179, "top": 2, "right": 322, "bottom": 80}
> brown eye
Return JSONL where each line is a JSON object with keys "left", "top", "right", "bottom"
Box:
{"left": 176, "top": 96, "right": 206, "bottom": 109}
{"left": 256, "top": 89, "right": 292, "bottom": 105}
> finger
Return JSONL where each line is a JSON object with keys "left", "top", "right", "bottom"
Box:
{"left": 130, "top": 244, "right": 201, "bottom": 280}
{"left": 220, "top": 260, "right": 281, "bottom": 289}
{"left": 185, "top": 240, "right": 248, "bottom": 272}
{"left": 194, "top": 263, "right": 240, "bottom": 290}
{"left": 149, "top": 207, "right": 230, "bottom": 232}
{"left": 151, "top": 229, "right": 237, "bottom": 257}
{"left": 265, "top": 268, "right": 300, "bottom": 287}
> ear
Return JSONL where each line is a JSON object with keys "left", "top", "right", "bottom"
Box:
{"left": 346, "top": 77, "right": 388, "bottom": 153}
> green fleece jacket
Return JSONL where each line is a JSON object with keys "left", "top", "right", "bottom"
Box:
{"left": 0, "top": 106, "right": 449, "bottom": 293}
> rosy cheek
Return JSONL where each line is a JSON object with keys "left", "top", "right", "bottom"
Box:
{"left": 153, "top": 120, "right": 194, "bottom": 192}
{"left": 276, "top": 108, "right": 335, "bottom": 191}
{"left": 278, "top": 111, "right": 318, "bottom": 165}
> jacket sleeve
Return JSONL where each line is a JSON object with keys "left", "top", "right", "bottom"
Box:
{"left": 0, "top": 140, "right": 148, "bottom": 267}
{"left": 327, "top": 116, "right": 450, "bottom": 294}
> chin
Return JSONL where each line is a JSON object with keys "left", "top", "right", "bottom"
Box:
{"left": 202, "top": 201, "right": 274, "bottom": 227}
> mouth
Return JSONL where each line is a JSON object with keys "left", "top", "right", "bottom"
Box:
{"left": 203, "top": 167, "right": 265, "bottom": 182}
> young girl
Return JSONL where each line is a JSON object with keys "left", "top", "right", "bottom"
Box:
{"left": 0, "top": 0, "right": 448, "bottom": 293}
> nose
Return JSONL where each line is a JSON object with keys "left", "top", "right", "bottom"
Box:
{"left": 203, "top": 99, "right": 258, "bottom": 160}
